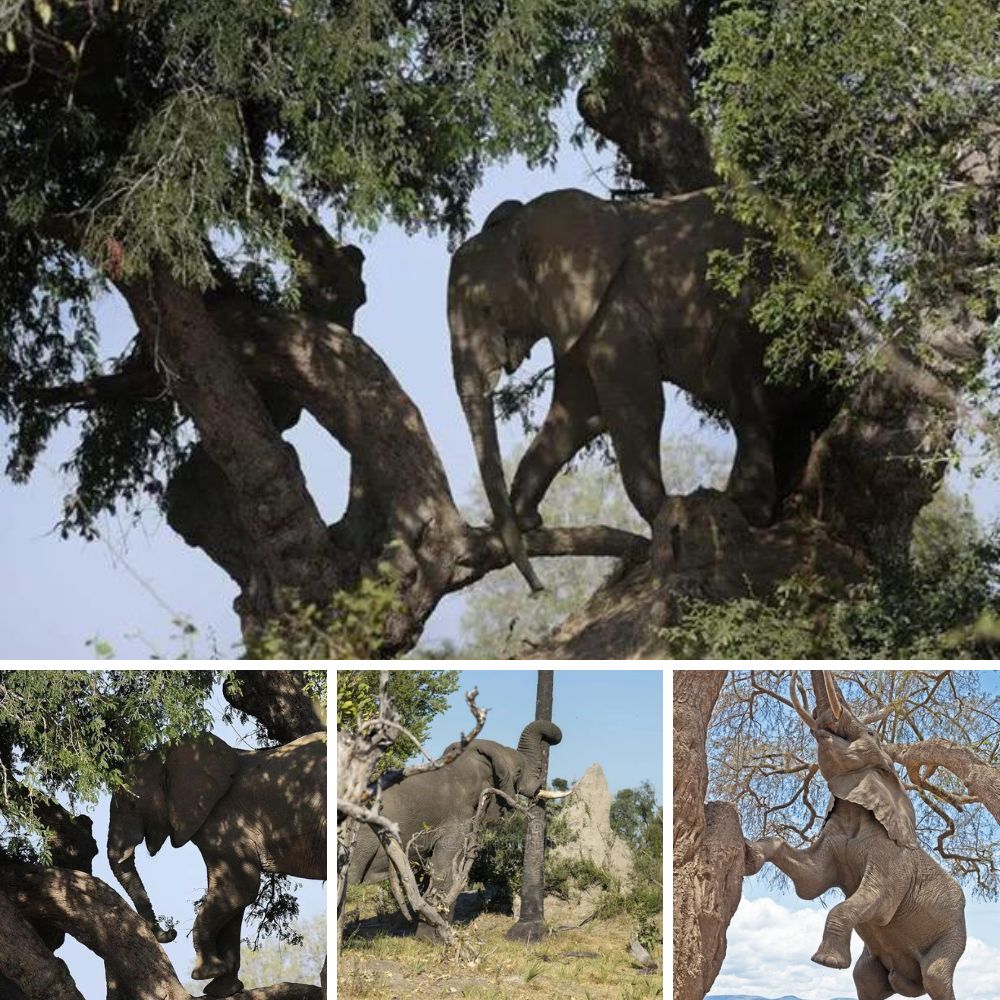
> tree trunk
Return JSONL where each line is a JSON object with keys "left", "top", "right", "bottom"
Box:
{"left": 673, "top": 671, "right": 746, "bottom": 1000}
{"left": 506, "top": 670, "right": 554, "bottom": 943}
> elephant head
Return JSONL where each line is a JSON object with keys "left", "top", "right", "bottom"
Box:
{"left": 447, "top": 720, "right": 563, "bottom": 806}
{"left": 448, "top": 192, "right": 627, "bottom": 591}
{"left": 107, "top": 733, "right": 239, "bottom": 941}
{"left": 790, "top": 671, "right": 917, "bottom": 848}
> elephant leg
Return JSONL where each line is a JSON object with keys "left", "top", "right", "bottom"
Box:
{"left": 200, "top": 909, "right": 248, "bottom": 998}
{"left": 191, "top": 860, "right": 260, "bottom": 982}
{"left": 509, "top": 355, "right": 604, "bottom": 529}
{"left": 726, "top": 384, "right": 775, "bottom": 526}
{"left": 815, "top": 866, "right": 895, "bottom": 970}
{"left": 414, "top": 832, "right": 462, "bottom": 942}
{"left": 751, "top": 836, "right": 836, "bottom": 901}
{"left": 919, "top": 927, "right": 965, "bottom": 1000}
{"left": 586, "top": 321, "right": 666, "bottom": 526}
{"left": 853, "top": 946, "right": 893, "bottom": 1000}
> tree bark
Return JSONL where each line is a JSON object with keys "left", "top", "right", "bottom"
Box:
{"left": 0, "top": 890, "right": 84, "bottom": 1000}
{"left": 506, "top": 670, "right": 554, "bottom": 943}
{"left": 222, "top": 671, "right": 325, "bottom": 743}
{"left": 673, "top": 671, "right": 746, "bottom": 1000}
{"left": 0, "top": 867, "right": 190, "bottom": 1000}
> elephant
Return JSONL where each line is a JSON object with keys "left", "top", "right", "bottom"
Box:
{"left": 745, "top": 672, "right": 965, "bottom": 1000}
{"left": 448, "top": 187, "right": 775, "bottom": 590}
{"left": 107, "top": 731, "right": 326, "bottom": 998}
{"left": 345, "top": 720, "right": 563, "bottom": 938}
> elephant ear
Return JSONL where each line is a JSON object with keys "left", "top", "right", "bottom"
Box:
{"left": 828, "top": 767, "right": 918, "bottom": 848}
{"left": 164, "top": 734, "right": 239, "bottom": 848}
{"left": 471, "top": 741, "right": 519, "bottom": 800}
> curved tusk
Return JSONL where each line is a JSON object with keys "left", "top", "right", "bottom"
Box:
{"left": 788, "top": 671, "right": 818, "bottom": 730}
{"left": 822, "top": 670, "right": 843, "bottom": 720}
{"left": 535, "top": 787, "right": 574, "bottom": 800}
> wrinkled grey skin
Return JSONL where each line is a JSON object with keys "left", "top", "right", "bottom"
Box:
{"left": 746, "top": 673, "right": 965, "bottom": 1000}
{"left": 448, "top": 187, "right": 774, "bottom": 590}
{"left": 346, "top": 720, "right": 561, "bottom": 939}
{"left": 108, "top": 732, "right": 326, "bottom": 998}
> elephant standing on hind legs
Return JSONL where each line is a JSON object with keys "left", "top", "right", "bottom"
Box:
{"left": 745, "top": 672, "right": 965, "bottom": 1000}
{"left": 107, "top": 731, "right": 327, "bottom": 998}
{"left": 448, "top": 187, "right": 777, "bottom": 591}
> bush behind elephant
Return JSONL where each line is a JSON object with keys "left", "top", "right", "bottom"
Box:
{"left": 108, "top": 731, "right": 326, "bottom": 998}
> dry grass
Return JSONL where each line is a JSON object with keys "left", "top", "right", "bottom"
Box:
{"left": 338, "top": 889, "right": 663, "bottom": 1000}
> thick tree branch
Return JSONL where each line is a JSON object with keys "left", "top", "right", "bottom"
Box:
{"left": 0, "top": 866, "right": 189, "bottom": 1000}
{"left": 0, "top": 889, "right": 84, "bottom": 1000}
{"left": 118, "top": 264, "right": 341, "bottom": 624}
{"left": 222, "top": 671, "right": 325, "bottom": 744}
{"left": 674, "top": 671, "right": 745, "bottom": 1000}
{"left": 888, "top": 738, "right": 1000, "bottom": 827}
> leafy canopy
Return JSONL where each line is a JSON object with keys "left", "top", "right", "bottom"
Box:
{"left": 699, "top": 0, "right": 1000, "bottom": 399}
{"left": 1, "top": 0, "right": 674, "bottom": 534}
{"left": 0, "top": 669, "right": 214, "bottom": 860}
{"left": 335, "top": 668, "right": 459, "bottom": 769}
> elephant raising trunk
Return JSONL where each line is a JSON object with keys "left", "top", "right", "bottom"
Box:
{"left": 747, "top": 672, "right": 966, "bottom": 1000}
{"left": 515, "top": 720, "right": 562, "bottom": 796}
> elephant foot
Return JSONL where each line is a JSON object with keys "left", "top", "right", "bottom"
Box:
{"left": 514, "top": 508, "right": 543, "bottom": 532}
{"left": 201, "top": 973, "right": 244, "bottom": 998}
{"left": 726, "top": 478, "right": 775, "bottom": 528}
{"left": 415, "top": 920, "right": 445, "bottom": 943}
{"left": 812, "top": 943, "right": 852, "bottom": 969}
{"left": 191, "top": 958, "right": 230, "bottom": 981}
{"left": 651, "top": 490, "right": 750, "bottom": 576}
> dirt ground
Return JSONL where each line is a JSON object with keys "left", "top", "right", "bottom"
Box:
{"left": 338, "top": 894, "right": 663, "bottom": 1000}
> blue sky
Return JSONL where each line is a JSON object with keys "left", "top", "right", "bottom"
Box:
{"left": 714, "top": 669, "right": 1000, "bottom": 1000}
{"left": 2, "top": 106, "right": 999, "bottom": 656}
{"left": 385, "top": 667, "right": 663, "bottom": 801}
{"left": 52, "top": 681, "right": 325, "bottom": 1000}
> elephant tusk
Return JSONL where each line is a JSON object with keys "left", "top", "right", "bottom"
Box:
{"left": 822, "top": 670, "right": 843, "bottom": 720}
{"left": 535, "top": 787, "right": 574, "bottom": 800}
{"left": 788, "top": 671, "right": 818, "bottom": 730}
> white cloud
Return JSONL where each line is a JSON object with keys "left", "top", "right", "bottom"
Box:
{"left": 712, "top": 896, "right": 1000, "bottom": 1000}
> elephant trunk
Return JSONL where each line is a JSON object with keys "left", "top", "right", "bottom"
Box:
{"left": 458, "top": 383, "right": 543, "bottom": 594}
{"left": 515, "top": 721, "right": 563, "bottom": 797}
{"left": 108, "top": 848, "right": 177, "bottom": 943}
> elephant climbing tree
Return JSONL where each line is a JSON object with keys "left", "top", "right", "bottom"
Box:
{"left": 673, "top": 669, "right": 1000, "bottom": 1000}
{"left": 0, "top": 668, "right": 326, "bottom": 1000}
{"left": 2, "top": 1, "right": 999, "bottom": 657}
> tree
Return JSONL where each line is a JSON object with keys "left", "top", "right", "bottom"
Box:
{"left": 3, "top": 0, "right": 998, "bottom": 658}
{"left": 506, "top": 669, "right": 554, "bottom": 942}
{"left": 659, "top": 488, "right": 1000, "bottom": 659}
{"left": 610, "top": 781, "right": 659, "bottom": 852}
{"left": 673, "top": 669, "right": 1000, "bottom": 999}
{"left": 335, "top": 669, "right": 459, "bottom": 769}
{"left": 0, "top": 669, "right": 324, "bottom": 1000}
